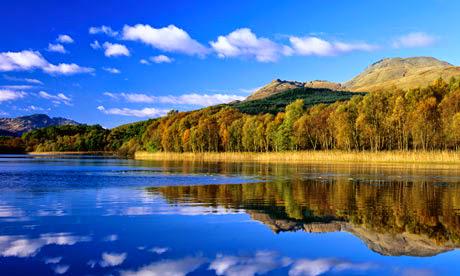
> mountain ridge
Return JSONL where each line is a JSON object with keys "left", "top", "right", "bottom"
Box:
{"left": 247, "top": 56, "right": 460, "bottom": 100}
{"left": 0, "top": 114, "right": 80, "bottom": 136}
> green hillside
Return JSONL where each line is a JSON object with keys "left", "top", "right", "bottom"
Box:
{"left": 231, "top": 87, "right": 363, "bottom": 114}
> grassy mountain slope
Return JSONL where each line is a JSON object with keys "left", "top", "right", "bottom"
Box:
{"left": 246, "top": 57, "right": 460, "bottom": 100}
{"left": 344, "top": 57, "right": 460, "bottom": 92}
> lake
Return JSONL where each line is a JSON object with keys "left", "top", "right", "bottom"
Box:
{"left": 0, "top": 155, "right": 460, "bottom": 275}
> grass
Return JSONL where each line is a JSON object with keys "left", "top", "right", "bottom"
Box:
{"left": 135, "top": 150, "right": 460, "bottom": 165}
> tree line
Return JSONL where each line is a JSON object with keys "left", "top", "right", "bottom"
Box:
{"left": 141, "top": 77, "right": 460, "bottom": 152}
{"left": 1, "top": 77, "right": 460, "bottom": 155}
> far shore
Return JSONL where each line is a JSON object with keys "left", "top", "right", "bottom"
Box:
{"left": 27, "top": 151, "right": 114, "bottom": 156}
{"left": 135, "top": 150, "right": 460, "bottom": 166}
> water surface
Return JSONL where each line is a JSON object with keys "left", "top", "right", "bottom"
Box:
{"left": 1, "top": 155, "right": 460, "bottom": 275}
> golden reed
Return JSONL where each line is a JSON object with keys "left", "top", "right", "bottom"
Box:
{"left": 135, "top": 150, "right": 460, "bottom": 165}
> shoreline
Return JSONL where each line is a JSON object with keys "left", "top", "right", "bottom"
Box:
{"left": 135, "top": 150, "right": 460, "bottom": 165}
{"left": 27, "top": 151, "right": 113, "bottom": 156}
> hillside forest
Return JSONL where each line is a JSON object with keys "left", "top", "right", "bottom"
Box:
{"left": 2, "top": 78, "right": 460, "bottom": 156}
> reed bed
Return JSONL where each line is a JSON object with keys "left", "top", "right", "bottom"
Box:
{"left": 135, "top": 150, "right": 460, "bottom": 165}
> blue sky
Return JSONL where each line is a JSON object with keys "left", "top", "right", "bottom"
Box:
{"left": 0, "top": 0, "right": 458, "bottom": 127}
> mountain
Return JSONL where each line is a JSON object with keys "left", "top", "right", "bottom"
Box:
{"left": 344, "top": 56, "right": 460, "bottom": 92}
{"left": 0, "top": 114, "right": 80, "bottom": 136}
{"left": 246, "top": 57, "right": 460, "bottom": 100}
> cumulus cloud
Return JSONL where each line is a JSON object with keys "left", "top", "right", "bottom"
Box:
{"left": 392, "top": 32, "right": 436, "bottom": 48}
{"left": 0, "top": 233, "right": 90, "bottom": 258}
{"left": 43, "top": 63, "right": 94, "bottom": 75}
{"left": 99, "top": 252, "right": 127, "bottom": 267}
{"left": 210, "top": 28, "right": 287, "bottom": 62}
{"left": 104, "top": 92, "right": 245, "bottom": 106}
{"left": 0, "top": 89, "right": 26, "bottom": 102}
{"left": 121, "top": 256, "right": 206, "bottom": 276}
{"left": 47, "top": 43, "right": 66, "bottom": 53}
{"left": 38, "top": 91, "right": 71, "bottom": 105}
{"left": 289, "top": 36, "right": 377, "bottom": 56}
{"left": 151, "top": 55, "right": 173, "bottom": 64}
{"left": 97, "top": 106, "right": 170, "bottom": 118}
{"left": 209, "top": 251, "right": 290, "bottom": 276}
{"left": 122, "top": 24, "right": 208, "bottom": 56}
{"left": 57, "top": 34, "right": 74, "bottom": 44}
{"left": 103, "top": 67, "right": 121, "bottom": 74}
{"left": 289, "top": 258, "right": 375, "bottom": 276}
{"left": 102, "top": 42, "right": 130, "bottom": 57}
{"left": 89, "top": 25, "right": 119, "bottom": 37}
{"left": 0, "top": 50, "right": 93, "bottom": 75}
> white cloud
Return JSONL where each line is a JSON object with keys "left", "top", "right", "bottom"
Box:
{"left": 210, "top": 28, "right": 285, "bottom": 62}
{"left": 3, "top": 75, "right": 43, "bottom": 84}
{"left": 104, "top": 92, "right": 245, "bottom": 106}
{"left": 47, "top": 43, "right": 66, "bottom": 53}
{"left": 90, "top": 40, "right": 101, "bottom": 49}
{"left": 209, "top": 251, "right": 290, "bottom": 276}
{"left": 57, "top": 34, "right": 74, "bottom": 44}
{"left": 150, "top": 247, "right": 169, "bottom": 255}
{"left": 103, "top": 67, "right": 121, "bottom": 74}
{"left": 289, "top": 36, "right": 377, "bottom": 56}
{"left": 44, "top": 256, "right": 62, "bottom": 264}
{"left": 38, "top": 91, "right": 71, "bottom": 105}
{"left": 102, "top": 234, "right": 118, "bottom": 242}
{"left": 103, "top": 42, "right": 130, "bottom": 57}
{"left": 121, "top": 256, "right": 205, "bottom": 276}
{"left": 151, "top": 55, "right": 173, "bottom": 64}
{"left": 139, "top": 59, "right": 149, "bottom": 65}
{"left": 0, "top": 50, "right": 93, "bottom": 75}
{"left": 0, "top": 89, "right": 26, "bottom": 102}
{"left": 0, "top": 50, "right": 48, "bottom": 71}
{"left": 89, "top": 25, "right": 119, "bottom": 37}
{"left": 0, "top": 233, "right": 90, "bottom": 258}
{"left": 43, "top": 63, "right": 94, "bottom": 75}
{"left": 97, "top": 106, "right": 170, "bottom": 118}
{"left": 289, "top": 259, "right": 375, "bottom": 276}
{"left": 392, "top": 32, "right": 436, "bottom": 48}
{"left": 99, "top": 252, "right": 127, "bottom": 267}
{"left": 1, "top": 85, "right": 34, "bottom": 90}
{"left": 122, "top": 24, "right": 208, "bottom": 56}
{"left": 53, "top": 264, "right": 70, "bottom": 274}
{"left": 23, "top": 105, "right": 46, "bottom": 112}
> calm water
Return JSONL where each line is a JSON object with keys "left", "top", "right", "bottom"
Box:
{"left": 1, "top": 155, "right": 460, "bottom": 275}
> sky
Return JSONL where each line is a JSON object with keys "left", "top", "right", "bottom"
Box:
{"left": 0, "top": 0, "right": 458, "bottom": 128}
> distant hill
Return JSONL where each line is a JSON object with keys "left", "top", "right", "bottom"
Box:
{"left": 0, "top": 114, "right": 80, "bottom": 136}
{"left": 247, "top": 79, "right": 343, "bottom": 101}
{"left": 231, "top": 87, "right": 361, "bottom": 114}
{"left": 246, "top": 57, "right": 460, "bottom": 100}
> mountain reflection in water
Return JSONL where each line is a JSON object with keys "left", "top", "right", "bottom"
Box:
{"left": 149, "top": 164, "right": 460, "bottom": 257}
